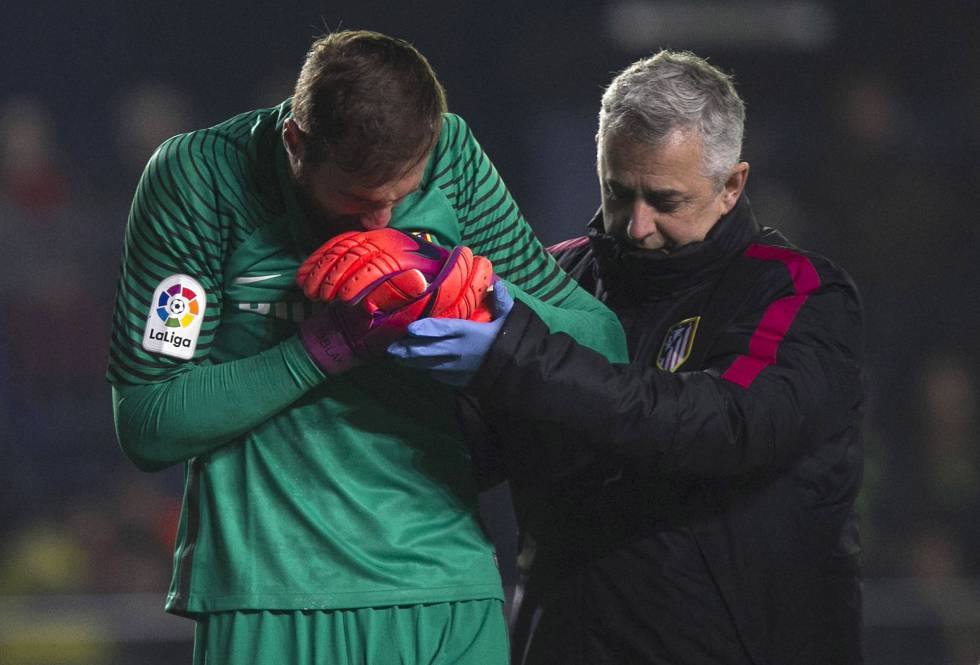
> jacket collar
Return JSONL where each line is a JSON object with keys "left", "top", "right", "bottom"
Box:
{"left": 588, "top": 194, "right": 760, "bottom": 300}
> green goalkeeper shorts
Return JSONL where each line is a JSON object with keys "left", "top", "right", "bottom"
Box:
{"left": 192, "top": 599, "right": 508, "bottom": 665}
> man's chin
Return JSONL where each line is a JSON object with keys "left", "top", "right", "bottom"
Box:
{"left": 302, "top": 213, "right": 363, "bottom": 240}
{"left": 293, "top": 182, "right": 362, "bottom": 237}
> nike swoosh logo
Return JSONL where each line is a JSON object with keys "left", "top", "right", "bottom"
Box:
{"left": 233, "top": 274, "right": 283, "bottom": 285}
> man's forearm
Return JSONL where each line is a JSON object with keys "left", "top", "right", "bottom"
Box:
{"left": 112, "top": 336, "right": 324, "bottom": 471}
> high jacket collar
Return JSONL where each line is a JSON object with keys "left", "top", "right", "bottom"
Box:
{"left": 588, "top": 194, "right": 760, "bottom": 301}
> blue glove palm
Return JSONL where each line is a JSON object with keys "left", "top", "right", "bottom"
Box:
{"left": 387, "top": 281, "right": 515, "bottom": 386}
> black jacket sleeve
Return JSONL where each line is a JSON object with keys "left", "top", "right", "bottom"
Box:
{"left": 468, "top": 255, "right": 864, "bottom": 480}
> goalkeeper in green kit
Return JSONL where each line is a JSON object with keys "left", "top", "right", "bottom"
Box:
{"left": 106, "top": 29, "right": 626, "bottom": 664}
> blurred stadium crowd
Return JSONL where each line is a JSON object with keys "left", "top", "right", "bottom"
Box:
{"left": 0, "top": 1, "right": 977, "bottom": 663}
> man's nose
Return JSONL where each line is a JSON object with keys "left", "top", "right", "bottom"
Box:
{"left": 626, "top": 200, "right": 657, "bottom": 241}
{"left": 359, "top": 207, "right": 393, "bottom": 230}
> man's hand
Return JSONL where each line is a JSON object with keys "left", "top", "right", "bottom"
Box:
{"left": 298, "top": 300, "right": 419, "bottom": 376}
{"left": 386, "top": 280, "right": 515, "bottom": 386}
{"left": 422, "top": 245, "right": 495, "bottom": 322}
{"left": 297, "top": 229, "right": 495, "bottom": 323}
{"left": 297, "top": 228, "right": 447, "bottom": 312}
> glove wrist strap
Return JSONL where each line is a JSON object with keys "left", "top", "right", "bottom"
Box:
{"left": 299, "top": 308, "right": 360, "bottom": 375}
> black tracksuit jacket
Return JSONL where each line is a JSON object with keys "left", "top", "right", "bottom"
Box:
{"left": 467, "top": 195, "right": 865, "bottom": 664}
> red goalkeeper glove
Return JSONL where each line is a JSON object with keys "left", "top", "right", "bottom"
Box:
{"left": 297, "top": 228, "right": 444, "bottom": 311}
{"left": 296, "top": 228, "right": 494, "bottom": 323}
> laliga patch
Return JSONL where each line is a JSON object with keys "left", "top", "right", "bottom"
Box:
{"left": 142, "top": 274, "right": 206, "bottom": 360}
{"left": 656, "top": 316, "right": 701, "bottom": 373}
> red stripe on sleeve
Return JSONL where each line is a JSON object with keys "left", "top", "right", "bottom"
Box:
{"left": 721, "top": 244, "right": 820, "bottom": 388}
{"left": 546, "top": 236, "right": 590, "bottom": 255}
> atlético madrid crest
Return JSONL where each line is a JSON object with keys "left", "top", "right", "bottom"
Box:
{"left": 656, "top": 316, "right": 701, "bottom": 373}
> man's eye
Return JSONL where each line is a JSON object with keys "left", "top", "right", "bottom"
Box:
{"left": 605, "top": 184, "right": 629, "bottom": 200}
{"left": 649, "top": 197, "right": 681, "bottom": 213}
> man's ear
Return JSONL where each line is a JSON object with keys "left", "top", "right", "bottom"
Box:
{"left": 721, "top": 162, "right": 749, "bottom": 214}
{"left": 283, "top": 118, "right": 305, "bottom": 170}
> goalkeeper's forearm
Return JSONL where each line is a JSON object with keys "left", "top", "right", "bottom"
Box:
{"left": 112, "top": 336, "right": 324, "bottom": 472}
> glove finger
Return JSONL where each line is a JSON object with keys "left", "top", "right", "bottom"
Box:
{"left": 300, "top": 234, "right": 377, "bottom": 301}
{"left": 296, "top": 232, "right": 359, "bottom": 282}
{"left": 428, "top": 250, "right": 495, "bottom": 321}
{"left": 351, "top": 230, "right": 447, "bottom": 287}
{"left": 386, "top": 337, "right": 472, "bottom": 386}
{"left": 320, "top": 240, "right": 402, "bottom": 303}
{"left": 460, "top": 257, "right": 495, "bottom": 322}
{"left": 333, "top": 246, "right": 411, "bottom": 303}
{"left": 387, "top": 335, "right": 461, "bottom": 361}
{"left": 296, "top": 231, "right": 360, "bottom": 295}
{"left": 387, "top": 348, "right": 461, "bottom": 370}
{"left": 305, "top": 231, "right": 447, "bottom": 303}
{"left": 378, "top": 297, "right": 433, "bottom": 330}
{"left": 426, "top": 247, "right": 471, "bottom": 316}
{"left": 405, "top": 316, "right": 473, "bottom": 338}
{"left": 361, "top": 269, "right": 429, "bottom": 313}
{"left": 490, "top": 279, "right": 514, "bottom": 319}
{"left": 375, "top": 246, "right": 463, "bottom": 322}
{"left": 303, "top": 238, "right": 404, "bottom": 302}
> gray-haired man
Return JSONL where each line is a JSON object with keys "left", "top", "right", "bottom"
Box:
{"left": 391, "top": 50, "right": 865, "bottom": 665}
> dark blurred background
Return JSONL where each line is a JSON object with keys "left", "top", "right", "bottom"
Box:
{"left": 1, "top": 1, "right": 978, "bottom": 663}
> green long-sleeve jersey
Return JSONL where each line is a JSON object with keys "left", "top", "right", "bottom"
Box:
{"left": 107, "top": 101, "right": 627, "bottom": 616}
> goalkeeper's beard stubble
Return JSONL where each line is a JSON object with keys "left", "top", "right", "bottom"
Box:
{"left": 292, "top": 169, "right": 367, "bottom": 245}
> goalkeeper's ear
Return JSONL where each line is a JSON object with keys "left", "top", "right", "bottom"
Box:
{"left": 282, "top": 118, "right": 306, "bottom": 172}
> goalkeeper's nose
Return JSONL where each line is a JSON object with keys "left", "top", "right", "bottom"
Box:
{"left": 359, "top": 206, "right": 394, "bottom": 230}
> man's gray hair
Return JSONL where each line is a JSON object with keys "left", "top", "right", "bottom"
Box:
{"left": 598, "top": 50, "right": 745, "bottom": 187}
